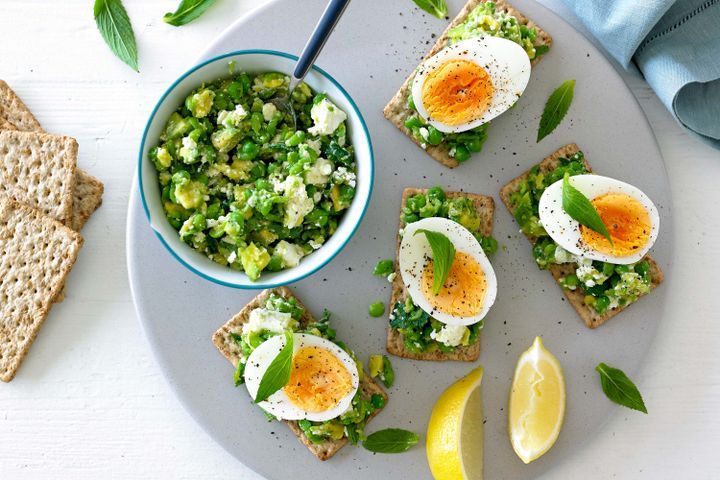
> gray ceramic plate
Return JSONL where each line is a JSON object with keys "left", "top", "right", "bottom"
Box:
{"left": 127, "top": 1, "right": 674, "bottom": 478}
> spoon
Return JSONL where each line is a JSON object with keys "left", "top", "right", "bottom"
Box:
{"left": 271, "top": 0, "right": 352, "bottom": 129}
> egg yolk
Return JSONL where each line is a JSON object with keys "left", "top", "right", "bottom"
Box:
{"left": 421, "top": 59, "right": 494, "bottom": 126}
{"left": 284, "top": 346, "right": 353, "bottom": 413}
{"left": 580, "top": 193, "right": 651, "bottom": 257}
{"left": 421, "top": 251, "right": 487, "bottom": 317}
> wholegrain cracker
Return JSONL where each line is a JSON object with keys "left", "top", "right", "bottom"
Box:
{"left": 0, "top": 198, "right": 83, "bottom": 381}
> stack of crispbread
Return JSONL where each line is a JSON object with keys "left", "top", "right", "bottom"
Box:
{"left": 0, "top": 80, "right": 104, "bottom": 382}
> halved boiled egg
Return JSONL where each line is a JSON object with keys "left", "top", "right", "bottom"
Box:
{"left": 399, "top": 217, "right": 497, "bottom": 326}
{"left": 244, "top": 333, "right": 359, "bottom": 422}
{"left": 411, "top": 36, "right": 531, "bottom": 133}
{"left": 538, "top": 174, "right": 660, "bottom": 265}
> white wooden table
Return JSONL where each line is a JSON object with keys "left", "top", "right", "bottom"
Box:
{"left": 0, "top": 1, "right": 718, "bottom": 478}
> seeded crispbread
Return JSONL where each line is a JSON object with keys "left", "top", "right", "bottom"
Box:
{"left": 383, "top": 0, "right": 553, "bottom": 169}
{"left": 387, "top": 188, "right": 494, "bottom": 361}
{"left": 0, "top": 80, "right": 43, "bottom": 133}
{"left": 0, "top": 84, "right": 104, "bottom": 231}
{"left": 212, "top": 287, "right": 388, "bottom": 461}
{"left": 0, "top": 198, "right": 83, "bottom": 381}
{"left": 499, "top": 143, "right": 664, "bottom": 328}
{"left": 0, "top": 130, "right": 77, "bottom": 226}
{"left": 0, "top": 119, "right": 103, "bottom": 232}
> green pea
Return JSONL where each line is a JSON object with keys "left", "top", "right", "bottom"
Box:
{"left": 238, "top": 140, "right": 259, "bottom": 161}
{"left": 634, "top": 261, "right": 650, "bottom": 280}
{"left": 404, "top": 116, "right": 422, "bottom": 129}
{"left": 425, "top": 126, "right": 443, "bottom": 145}
{"left": 615, "top": 264, "right": 631, "bottom": 274}
{"left": 226, "top": 81, "right": 243, "bottom": 101}
{"left": 284, "top": 130, "right": 306, "bottom": 147}
{"left": 305, "top": 208, "right": 329, "bottom": 227}
{"left": 594, "top": 295, "right": 611, "bottom": 314}
{"left": 373, "top": 259, "right": 394, "bottom": 277}
{"left": 562, "top": 274, "right": 579, "bottom": 289}
{"left": 368, "top": 301, "right": 385, "bottom": 317}
{"left": 466, "top": 137, "right": 484, "bottom": 152}
{"left": 191, "top": 213, "right": 206, "bottom": 231}
{"left": 453, "top": 145, "right": 471, "bottom": 162}
{"left": 602, "top": 262, "right": 615, "bottom": 276}
{"left": 370, "top": 393, "right": 385, "bottom": 409}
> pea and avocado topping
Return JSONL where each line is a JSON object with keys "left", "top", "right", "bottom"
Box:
{"left": 150, "top": 71, "right": 357, "bottom": 281}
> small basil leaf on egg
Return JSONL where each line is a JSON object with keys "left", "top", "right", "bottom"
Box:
{"left": 561, "top": 173, "right": 613, "bottom": 246}
{"left": 414, "top": 229, "right": 456, "bottom": 295}
{"left": 254, "top": 331, "right": 294, "bottom": 403}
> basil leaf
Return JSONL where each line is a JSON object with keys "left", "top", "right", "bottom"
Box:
{"left": 164, "top": 0, "right": 217, "bottom": 27}
{"left": 362, "top": 428, "right": 420, "bottom": 453}
{"left": 414, "top": 229, "right": 456, "bottom": 295}
{"left": 93, "top": 0, "right": 139, "bottom": 72}
{"left": 562, "top": 173, "right": 613, "bottom": 244}
{"left": 411, "top": 0, "right": 448, "bottom": 19}
{"left": 537, "top": 79, "right": 575, "bottom": 142}
{"left": 254, "top": 332, "right": 294, "bottom": 403}
{"left": 596, "top": 363, "right": 647, "bottom": 413}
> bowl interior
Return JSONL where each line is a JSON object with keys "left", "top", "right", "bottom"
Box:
{"left": 138, "top": 51, "right": 373, "bottom": 289}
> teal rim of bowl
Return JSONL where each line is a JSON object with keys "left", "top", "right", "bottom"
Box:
{"left": 137, "top": 49, "right": 375, "bottom": 290}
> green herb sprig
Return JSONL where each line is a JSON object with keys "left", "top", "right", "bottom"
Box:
{"left": 362, "top": 428, "right": 420, "bottom": 453}
{"left": 254, "top": 332, "right": 294, "bottom": 403}
{"left": 93, "top": 0, "right": 139, "bottom": 71}
{"left": 164, "top": 0, "right": 217, "bottom": 26}
{"left": 415, "top": 229, "right": 456, "bottom": 295}
{"left": 411, "top": 0, "right": 448, "bottom": 19}
{"left": 596, "top": 363, "right": 647, "bottom": 413}
{"left": 537, "top": 79, "right": 575, "bottom": 142}
{"left": 562, "top": 173, "right": 613, "bottom": 245}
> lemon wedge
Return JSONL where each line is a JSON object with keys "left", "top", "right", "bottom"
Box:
{"left": 426, "top": 366, "right": 484, "bottom": 480}
{"left": 509, "top": 336, "right": 566, "bottom": 464}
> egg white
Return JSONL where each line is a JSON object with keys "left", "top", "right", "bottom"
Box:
{"left": 411, "top": 36, "right": 531, "bottom": 134}
{"left": 398, "top": 217, "right": 497, "bottom": 326}
{"left": 538, "top": 174, "right": 660, "bottom": 265}
{"left": 244, "top": 332, "right": 359, "bottom": 422}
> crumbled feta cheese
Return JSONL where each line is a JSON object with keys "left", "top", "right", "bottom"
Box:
{"left": 217, "top": 104, "right": 248, "bottom": 128}
{"left": 274, "top": 240, "right": 305, "bottom": 268}
{"left": 430, "top": 324, "right": 469, "bottom": 347}
{"left": 554, "top": 246, "right": 576, "bottom": 264}
{"left": 269, "top": 173, "right": 286, "bottom": 193}
{"left": 419, "top": 127, "right": 430, "bottom": 141}
{"left": 305, "top": 158, "right": 334, "bottom": 185}
{"left": 227, "top": 250, "right": 237, "bottom": 264}
{"left": 308, "top": 238, "right": 324, "bottom": 250}
{"left": 313, "top": 191, "right": 322, "bottom": 203}
{"left": 332, "top": 166, "right": 356, "bottom": 188}
{"left": 282, "top": 175, "right": 314, "bottom": 228}
{"left": 155, "top": 147, "right": 173, "bottom": 168}
{"left": 179, "top": 136, "right": 198, "bottom": 163}
{"left": 387, "top": 272, "right": 397, "bottom": 283}
{"left": 575, "top": 258, "right": 608, "bottom": 288}
{"left": 305, "top": 139, "right": 322, "bottom": 154}
{"left": 262, "top": 102, "right": 277, "bottom": 122}
{"left": 244, "top": 308, "right": 294, "bottom": 336}
{"left": 308, "top": 98, "right": 347, "bottom": 136}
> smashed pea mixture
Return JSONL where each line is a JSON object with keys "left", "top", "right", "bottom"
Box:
{"left": 509, "top": 151, "right": 654, "bottom": 315}
{"left": 404, "top": 2, "right": 549, "bottom": 162}
{"left": 150, "top": 71, "right": 357, "bottom": 281}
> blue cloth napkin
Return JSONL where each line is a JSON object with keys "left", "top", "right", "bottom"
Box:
{"left": 560, "top": 0, "right": 720, "bottom": 149}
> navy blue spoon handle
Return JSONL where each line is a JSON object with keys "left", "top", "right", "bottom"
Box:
{"left": 293, "top": 0, "right": 352, "bottom": 82}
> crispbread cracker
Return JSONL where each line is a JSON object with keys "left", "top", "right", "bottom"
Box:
{"left": 0, "top": 130, "right": 77, "bottom": 226}
{"left": 387, "top": 188, "right": 494, "bottom": 361}
{"left": 0, "top": 80, "right": 43, "bottom": 133}
{"left": 383, "top": 0, "right": 553, "bottom": 168}
{"left": 0, "top": 198, "right": 83, "bottom": 382}
{"left": 499, "top": 144, "right": 664, "bottom": 328}
{"left": 71, "top": 170, "right": 104, "bottom": 232}
{"left": 212, "top": 287, "right": 388, "bottom": 461}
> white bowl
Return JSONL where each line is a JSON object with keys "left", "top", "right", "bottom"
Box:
{"left": 137, "top": 50, "right": 374, "bottom": 289}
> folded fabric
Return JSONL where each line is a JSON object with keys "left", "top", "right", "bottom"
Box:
{"left": 561, "top": 0, "right": 720, "bottom": 149}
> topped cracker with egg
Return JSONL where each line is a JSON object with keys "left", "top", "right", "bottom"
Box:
{"left": 384, "top": 0, "right": 552, "bottom": 167}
